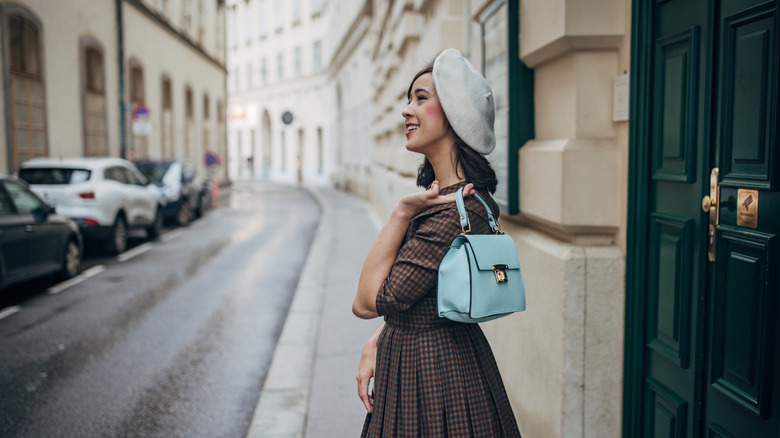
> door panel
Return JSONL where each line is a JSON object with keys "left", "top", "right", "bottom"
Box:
{"left": 643, "top": 0, "right": 710, "bottom": 436}
{"left": 718, "top": 1, "right": 777, "bottom": 189}
{"left": 706, "top": 0, "right": 779, "bottom": 435}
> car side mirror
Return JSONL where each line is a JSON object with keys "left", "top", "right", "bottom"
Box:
{"left": 33, "top": 204, "right": 54, "bottom": 219}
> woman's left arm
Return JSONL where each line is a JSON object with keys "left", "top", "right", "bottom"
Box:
{"left": 352, "top": 181, "right": 473, "bottom": 319}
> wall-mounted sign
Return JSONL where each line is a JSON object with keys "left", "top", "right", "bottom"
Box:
{"left": 131, "top": 103, "right": 152, "bottom": 136}
{"left": 281, "top": 110, "right": 294, "bottom": 125}
{"left": 737, "top": 189, "right": 759, "bottom": 228}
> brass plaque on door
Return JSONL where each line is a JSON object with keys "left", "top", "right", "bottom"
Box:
{"left": 737, "top": 189, "right": 759, "bottom": 228}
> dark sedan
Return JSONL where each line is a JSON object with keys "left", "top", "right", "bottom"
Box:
{"left": 0, "top": 176, "right": 83, "bottom": 290}
{"left": 134, "top": 159, "right": 211, "bottom": 226}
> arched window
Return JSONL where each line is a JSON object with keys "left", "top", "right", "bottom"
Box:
{"left": 129, "top": 60, "right": 148, "bottom": 159}
{"left": 82, "top": 42, "right": 108, "bottom": 156}
{"left": 202, "top": 93, "right": 210, "bottom": 166}
{"left": 184, "top": 85, "right": 194, "bottom": 159}
{"left": 6, "top": 12, "right": 47, "bottom": 171}
{"left": 129, "top": 62, "right": 144, "bottom": 104}
{"left": 161, "top": 76, "right": 174, "bottom": 158}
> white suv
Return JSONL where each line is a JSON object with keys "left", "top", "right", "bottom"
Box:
{"left": 18, "top": 157, "right": 164, "bottom": 254}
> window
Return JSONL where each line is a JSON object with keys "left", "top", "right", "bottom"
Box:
{"left": 277, "top": 52, "right": 284, "bottom": 80}
{"left": 185, "top": 87, "right": 194, "bottom": 120}
{"left": 294, "top": 47, "right": 302, "bottom": 77}
{"left": 18, "top": 168, "right": 91, "bottom": 185}
{"left": 157, "top": 0, "right": 169, "bottom": 18}
{"left": 228, "top": 5, "right": 238, "bottom": 49}
{"left": 83, "top": 44, "right": 108, "bottom": 156}
{"left": 234, "top": 68, "right": 241, "bottom": 90}
{"left": 3, "top": 180, "right": 43, "bottom": 215}
{"left": 129, "top": 61, "right": 147, "bottom": 158}
{"left": 183, "top": 0, "right": 193, "bottom": 35}
{"left": 0, "top": 183, "right": 15, "bottom": 215}
{"left": 479, "top": 1, "right": 533, "bottom": 214}
{"left": 313, "top": 40, "right": 322, "bottom": 72}
{"left": 292, "top": 0, "right": 301, "bottom": 24}
{"left": 317, "top": 127, "right": 323, "bottom": 173}
{"left": 129, "top": 63, "right": 144, "bottom": 103}
{"left": 161, "top": 76, "right": 174, "bottom": 158}
{"left": 185, "top": 86, "right": 194, "bottom": 158}
{"left": 247, "top": 62, "right": 253, "bottom": 88}
{"left": 198, "top": 0, "right": 205, "bottom": 44}
{"left": 217, "top": 100, "right": 226, "bottom": 167}
{"left": 311, "top": 0, "right": 323, "bottom": 16}
{"left": 203, "top": 94, "right": 210, "bottom": 160}
{"left": 258, "top": 0, "right": 268, "bottom": 38}
{"left": 7, "top": 13, "right": 47, "bottom": 172}
{"left": 162, "top": 78, "right": 172, "bottom": 110}
{"left": 216, "top": 2, "right": 225, "bottom": 55}
{"left": 260, "top": 58, "right": 268, "bottom": 84}
{"left": 244, "top": 0, "right": 252, "bottom": 45}
{"left": 105, "top": 166, "right": 129, "bottom": 184}
{"left": 274, "top": 0, "right": 284, "bottom": 31}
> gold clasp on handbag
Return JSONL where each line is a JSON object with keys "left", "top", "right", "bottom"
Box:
{"left": 493, "top": 265, "right": 508, "bottom": 283}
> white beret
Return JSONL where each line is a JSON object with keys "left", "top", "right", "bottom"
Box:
{"left": 432, "top": 48, "right": 496, "bottom": 155}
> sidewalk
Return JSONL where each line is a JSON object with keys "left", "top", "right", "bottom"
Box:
{"left": 245, "top": 186, "right": 380, "bottom": 438}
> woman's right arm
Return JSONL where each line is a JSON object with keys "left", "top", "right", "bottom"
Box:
{"left": 357, "top": 321, "right": 385, "bottom": 413}
{"left": 351, "top": 181, "right": 473, "bottom": 319}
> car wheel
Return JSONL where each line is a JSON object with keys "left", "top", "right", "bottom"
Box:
{"left": 176, "top": 201, "right": 191, "bottom": 226}
{"left": 106, "top": 215, "right": 128, "bottom": 254}
{"left": 147, "top": 208, "right": 163, "bottom": 239}
{"left": 59, "top": 238, "right": 82, "bottom": 279}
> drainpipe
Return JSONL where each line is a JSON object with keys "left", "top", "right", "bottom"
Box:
{"left": 116, "top": 0, "right": 126, "bottom": 159}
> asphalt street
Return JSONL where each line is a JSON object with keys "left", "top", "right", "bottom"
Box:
{"left": 0, "top": 182, "right": 320, "bottom": 437}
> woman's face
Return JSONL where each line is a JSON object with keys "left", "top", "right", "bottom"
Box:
{"left": 402, "top": 73, "right": 452, "bottom": 155}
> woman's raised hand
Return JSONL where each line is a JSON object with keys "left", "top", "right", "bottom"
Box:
{"left": 395, "top": 181, "right": 474, "bottom": 218}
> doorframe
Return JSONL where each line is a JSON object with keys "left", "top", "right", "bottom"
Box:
{"left": 622, "top": 0, "right": 654, "bottom": 432}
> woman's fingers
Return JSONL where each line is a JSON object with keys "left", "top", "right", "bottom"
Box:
{"left": 437, "top": 183, "right": 475, "bottom": 204}
{"left": 356, "top": 374, "right": 373, "bottom": 413}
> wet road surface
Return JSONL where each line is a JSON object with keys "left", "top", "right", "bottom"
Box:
{"left": 0, "top": 182, "right": 320, "bottom": 437}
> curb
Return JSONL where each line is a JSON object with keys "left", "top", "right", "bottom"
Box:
{"left": 245, "top": 186, "right": 333, "bottom": 438}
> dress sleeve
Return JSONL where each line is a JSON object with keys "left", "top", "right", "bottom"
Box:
{"left": 375, "top": 207, "right": 461, "bottom": 316}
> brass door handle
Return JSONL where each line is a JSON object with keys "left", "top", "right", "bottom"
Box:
{"left": 705, "top": 168, "right": 719, "bottom": 262}
{"left": 701, "top": 195, "right": 715, "bottom": 213}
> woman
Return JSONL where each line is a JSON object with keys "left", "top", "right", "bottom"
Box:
{"left": 352, "top": 49, "right": 521, "bottom": 437}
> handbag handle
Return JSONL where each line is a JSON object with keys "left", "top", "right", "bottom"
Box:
{"left": 455, "top": 187, "right": 501, "bottom": 234}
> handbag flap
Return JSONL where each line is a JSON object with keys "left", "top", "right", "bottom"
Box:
{"left": 461, "top": 234, "right": 520, "bottom": 270}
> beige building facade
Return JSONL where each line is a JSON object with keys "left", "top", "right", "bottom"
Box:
{"left": 0, "top": 0, "right": 228, "bottom": 183}
{"left": 226, "top": 0, "right": 334, "bottom": 185}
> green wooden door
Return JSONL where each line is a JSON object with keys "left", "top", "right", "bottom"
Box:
{"left": 626, "top": 0, "right": 780, "bottom": 436}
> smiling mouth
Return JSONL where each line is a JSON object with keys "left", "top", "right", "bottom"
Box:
{"left": 406, "top": 125, "right": 419, "bottom": 132}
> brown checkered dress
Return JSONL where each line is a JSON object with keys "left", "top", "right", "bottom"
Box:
{"left": 361, "top": 182, "right": 522, "bottom": 437}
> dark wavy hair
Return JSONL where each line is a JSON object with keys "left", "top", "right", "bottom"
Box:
{"left": 407, "top": 66, "right": 498, "bottom": 194}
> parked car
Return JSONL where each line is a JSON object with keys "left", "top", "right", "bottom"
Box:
{"left": 0, "top": 175, "right": 83, "bottom": 290}
{"left": 134, "top": 159, "right": 211, "bottom": 226}
{"left": 18, "top": 157, "right": 164, "bottom": 254}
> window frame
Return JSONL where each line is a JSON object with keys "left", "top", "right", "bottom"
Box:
{"left": 80, "top": 37, "right": 109, "bottom": 157}
{"left": 1, "top": 3, "right": 49, "bottom": 174}
{"left": 479, "top": 0, "right": 534, "bottom": 215}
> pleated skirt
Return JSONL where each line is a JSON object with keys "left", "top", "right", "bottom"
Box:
{"left": 361, "top": 321, "right": 521, "bottom": 437}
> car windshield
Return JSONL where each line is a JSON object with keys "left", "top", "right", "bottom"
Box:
{"left": 135, "top": 162, "right": 173, "bottom": 184}
{"left": 18, "top": 168, "right": 91, "bottom": 185}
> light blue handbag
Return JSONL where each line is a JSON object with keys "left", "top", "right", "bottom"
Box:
{"left": 437, "top": 188, "right": 526, "bottom": 323}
